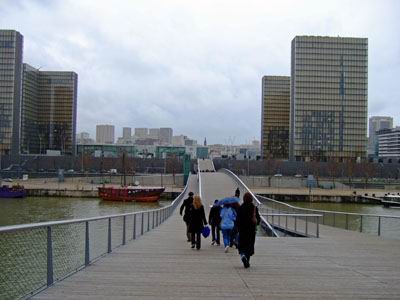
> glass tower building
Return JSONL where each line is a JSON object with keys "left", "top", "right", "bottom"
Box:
{"left": 261, "top": 76, "right": 290, "bottom": 159}
{"left": 21, "top": 64, "right": 78, "bottom": 155}
{"left": 289, "top": 36, "right": 368, "bottom": 161}
{"left": 0, "top": 30, "right": 23, "bottom": 155}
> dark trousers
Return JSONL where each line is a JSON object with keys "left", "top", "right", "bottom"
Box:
{"left": 211, "top": 224, "right": 220, "bottom": 244}
{"left": 191, "top": 232, "right": 201, "bottom": 249}
{"left": 185, "top": 223, "right": 191, "bottom": 241}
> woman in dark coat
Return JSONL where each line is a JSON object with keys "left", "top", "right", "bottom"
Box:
{"left": 189, "top": 195, "right": 208, "bottom": 250}
{"left": 236, "top": 192, "right": 261, "bottom": 268}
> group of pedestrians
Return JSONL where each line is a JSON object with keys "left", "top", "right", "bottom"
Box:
{"left": 179, "top": 188, "right": 260, "bottom": 268}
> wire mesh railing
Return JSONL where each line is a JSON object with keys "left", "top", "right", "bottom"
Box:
{"left": 257, "top": 195, "right": 400, "bottom": 239}
{"left": 0, "top": 177, "right": 188, "bottom": 300}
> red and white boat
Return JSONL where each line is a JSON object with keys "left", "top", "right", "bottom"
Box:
{"left": 98, "top": 185, "right": 165, "bottom": 202}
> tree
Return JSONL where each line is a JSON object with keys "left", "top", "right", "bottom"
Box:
{"left": 345, "top": 159, "right": 356, "bottom": 187}
{"left": 360, "top": 162, "right": 376, "bottom": 189}
{"left": 327, "top": 158, "right": 340, "bottom": 188}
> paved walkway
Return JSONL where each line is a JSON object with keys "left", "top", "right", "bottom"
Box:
{"left": 33, "top": 170, "right": 400, "bottom": 299}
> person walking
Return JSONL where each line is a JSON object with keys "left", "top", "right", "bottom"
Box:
{"left": 180, "top": 191, "right": 194, "bottom": 242}
{"left": 220, "top": 203, "right": 237, "bottom": 253}
{"left": 235, "top": 187, "right": 240, "bottom": 198}
{"left": 189, "top": 195, "right": 208, "bottom": 250}
{"left": 237, "top": 192, "right": 261, "bottom": 268}
{"left": 208, "top": 200, "right": 221, "bottom": 245}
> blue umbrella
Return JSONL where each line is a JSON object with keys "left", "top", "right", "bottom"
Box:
{"left": 217, "top": 197, "right": 240, "bottom": 206}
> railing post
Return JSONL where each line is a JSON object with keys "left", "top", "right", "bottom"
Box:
{"left": 147, "top": 211, "right": 150, "bottom": 231}
{"left": 108, "top": 218, "right": 112, "bottom": 253}
{"left": 345, "top": 214, "right": 349, "bottom": 230}
{"left": 317, "top": 216, "right": 320, "bottom": 238}
{"left": 133, "top": 214, "right": 136, "bottom": 240}
{"left": 85, "top": 221, "right": 90, "bottom": 266}
{"left": 278, "top": 209, "right": 280, "bottom": 226}
{"left": 156, "top": 211, "right": 158, "bottom": 227}
{"left": 122, "top": 216, "right": 126, "bottom": 245}
{"left": 47, "top": 226, "right": 54, "bottom": 286}
{"left": 141, "top": 212, "right": 144, "bottom": 235}
{"left": 360, "top": 215, "right": 363, "bottom": 233}
{"left": 294, "top": 216, "right": 297, "bottom": 232}
{"left": 285, "top": 215, "right": 288, "bottom": 231}
{"left": 378, "top": 216, "right": 381, "bottom": 236}
{"left": 152, "top": 210, "right": 155, "bottom": 229}
{"left": 305, "top": 216, "right": 308, "bottom": 236}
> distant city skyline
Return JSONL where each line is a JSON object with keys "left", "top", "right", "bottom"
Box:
{"left": 1, "top": 1, "right": 399, "bottom": 144}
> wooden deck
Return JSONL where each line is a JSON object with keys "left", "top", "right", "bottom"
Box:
{"left": 33, "top": 169, "right": 400, "bottom": 299}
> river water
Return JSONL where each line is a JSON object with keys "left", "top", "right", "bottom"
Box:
{"left": 0, "top": 196, "right": 173, "bottom": 227}
{"left": 286, "top": 201, "right": 400, "bottom": 216}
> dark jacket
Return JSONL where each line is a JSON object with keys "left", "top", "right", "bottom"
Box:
{"left": 189, "top": 205, "right": 207, "bottom": 233}
{"left": 236, "top": 202, "right": 261, "bottom": 256}
{"left": 208, "top": 205, "right": 221, "bottom": 226}
{"left": 180, "top": 196, "right": 193, "bottom": 223}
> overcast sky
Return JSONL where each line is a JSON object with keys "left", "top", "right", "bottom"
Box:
{"left": 1, "top": 0, "right": 399, "bottom": 144}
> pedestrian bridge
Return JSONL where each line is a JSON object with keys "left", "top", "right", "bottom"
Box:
{"left": 1, "top": 159, "right": 400, "bottom": 299}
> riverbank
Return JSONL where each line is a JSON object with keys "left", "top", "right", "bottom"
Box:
{"left": 3, "top": 177, "right": 183, "bottom": 198}
{"left": 252, "top": 187, "right": 400, "bottom": 203}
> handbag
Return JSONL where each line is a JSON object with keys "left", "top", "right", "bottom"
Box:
{"left": 201, "top": 225, "right": 210, "bottom": 238}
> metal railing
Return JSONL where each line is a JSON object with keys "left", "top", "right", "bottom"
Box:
{"left": 257, "top": 195, "right": 400, "bottom": 239}
{"left": 0, "top": 177, "right": 189, "bottom": 300}
{"left": 220, "top": 169, "right": 282, "bottom": 237}
{"left": 222, "top": 169, "right": 326, "bottom": 238}
{"left": 262, "top": 213, "right": 322, "bottom": 238}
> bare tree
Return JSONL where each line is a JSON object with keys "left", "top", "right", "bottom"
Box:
{"left": 309, "top": 160, "right": 321, "bottom": 187}
{"left": 359, "top": 162, "right": 376, "bottom": 189}
{"left": 327, "top": 158, "right": 340, "bottom": 188}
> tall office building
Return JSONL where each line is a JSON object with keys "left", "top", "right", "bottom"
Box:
{"left": 21, "top": 64, "right": 78, "bottom": 155}
{"left": 134, "top": 128, "right": 148, "bottom": 138}
{"left": 96, "top": 124, "right": 115, "bottom": 144}
{"left": 149, "top": 128, "right": 160, "bottom": 139}
{"left": 377, "top": 127, "right": 400, "bottom": 159}
{"left": 368, "top": 116, "right": 393, "bottom": 156}
{"left": 160, "top": 127, "right": 173, "bottom": 145}
{"left": 122, "top": 127, "right": 131, "bottom": 139}
{"left": 0, "top": 30, "right": 23, "bottom": 155}
{"left": 261, "top": 76, "right": 290, "bottom": 159}
{"left": 289, "top": 36, "right": 368, "bottom": 161}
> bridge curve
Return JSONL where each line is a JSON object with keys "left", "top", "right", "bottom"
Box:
{"left": 8, "top": 161, "right": 400, "bottom": 299}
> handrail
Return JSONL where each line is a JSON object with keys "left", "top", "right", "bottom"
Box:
{"left": 0, "top": 181, "right": 188, "bottom": 233}
{"left": 219, "top": 168, "right": 280, "bottom": 237}
{"left": 257, "top": 195, "right": 400, "bottom": 219}
{"left": 0, "top": 174, "right": 191, "bottom": 300}
{"left": 262, "top": 213, "right": 323, "bottom": 217}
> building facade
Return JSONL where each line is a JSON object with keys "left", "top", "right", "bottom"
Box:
{"left": 148, "top": 128, "right": 160, "bottom": 139}
{"left": 96, "top": 124, "right": 115, "bottom": 144}
{"left": 134, "top": 128, "right": 148, "bottom": 138}
{"left": 0, "top": 30, "right": 23, "bottom": 155}
{"left": 261, "top": 76, "right": 290, "bottom": 159}
{"left": 122, "top": 127, "right": 131, "bottom": 139}
{"left": 377, "top": 127, "right": 400, "bottom": 159}
{"left": 159, "top": 127, "right": 173, "bottom": 145}
{"left": 289, "top": 36, "right": 368, "bottom": 161}
{"left": 368, "top": 116, "right": 393, "bottom": 157}
{"left": 21, "top": 64, "right": 78, "bottom": 155}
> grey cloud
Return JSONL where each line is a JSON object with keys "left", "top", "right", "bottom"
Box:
{"left": 1, "top": 0, "right": 400, "bottom": 144}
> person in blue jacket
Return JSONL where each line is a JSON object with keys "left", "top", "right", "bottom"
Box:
{"left": 220, "top": 203, "right": 237, "bottom": 253}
